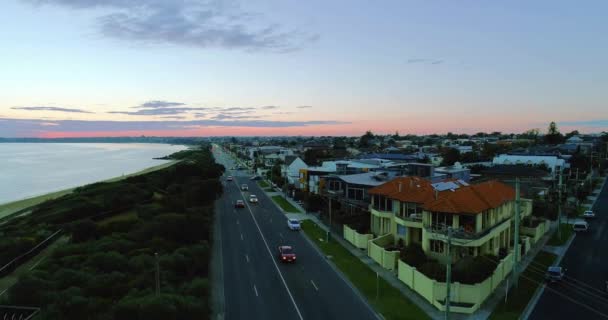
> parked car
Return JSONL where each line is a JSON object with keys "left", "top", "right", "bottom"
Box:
{"left": 583, "top": 210, "right": 596, "bottom": 219}
{"left": 250, "top": 175, "right": 262, "bottom": 180}
{"left": 226, "top": 176, "right": 233, "bottom": 181}
{"left": 572, "top": 220, "right": 589, "bottom": 232}
{"left": 278, "top": 246, "right": 296, "bottom": 263}
{"left": 241, "top": 184, "right": 249, "bottom": 191}
{"left": 235, "top": 200, "right": 245, "bottom": 208}
{"left": 287, "top": 219, "right": 301, "bottom": 231}
{"left": 249, "top": 195, "right": 258, "bottom": 203}
{"left": 545, "top": 266, "right": 566, "bottom": 282}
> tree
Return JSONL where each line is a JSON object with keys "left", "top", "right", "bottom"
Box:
{"left": 564, "top": 130, "right": 580, "bottom": 141}
{"left": 520, "top": 128, "right": 540, "bottom": 142}
{"left": 440, "top": 147, "right": 460, "bottom": 166}
{"left": 544, "top": 121, "right": 564, "bottom": 145}
{"left": 359, "top": 130, "right": 375, "bottom": 148}
{"left": 70, "top": 219, "right": 97, "bottom": 243}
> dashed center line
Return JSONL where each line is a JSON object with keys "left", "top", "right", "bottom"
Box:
{"left": 253, "top": 285, "right": 259, "bottom": 297}
{"left": 240, "top": 233, "right": 244, "bottom": 240}
{"left": 279, "top": 233, "right": 284, "bottom": 239}
{"left": 311, "top": 280, "right": 319, "bottom": 291}
{"left": 245, "top": 254, "right": 250, "bottom": 263}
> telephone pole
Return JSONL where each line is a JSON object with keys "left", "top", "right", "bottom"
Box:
{"left": 155, "top": 252, "right": 160, "bottom": 297}
{"left": 558, "top": 173, "right": 562, "bottom": 239}
{"left": 512, "top": 177, "right": 520, "bottom": 288}
{"left": 326, "top": 198, "right": 332, "bottom": 242}
{"left": 445, "top": 227, "right": 453, "bottom": 320}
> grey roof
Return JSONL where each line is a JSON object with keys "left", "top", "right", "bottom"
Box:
{"left": 334, "top": 171, "right": 399, "bottom": 187}
{"left": 285, "top": 155, "right": 298, "bottom": 165}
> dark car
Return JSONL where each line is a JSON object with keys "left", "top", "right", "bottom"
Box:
{"left": 235, "top": 200, "right": 245, "bottom": 208}
{"left": 278, "top": 246, "right": 296, "bottom": 263}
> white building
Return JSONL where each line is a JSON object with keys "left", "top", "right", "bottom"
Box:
{"left": 492, "top": 154, "right": 568, "bottom": 177}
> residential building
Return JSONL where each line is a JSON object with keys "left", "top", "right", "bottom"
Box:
{"left": 282, "top": 156, "right": 308, "bottom": 188}
{"left": 368, "top": 177, "right": 532, "bottom": 263}
{"left": 434, "top": 162, "right": 471, "bottom": 182}
{"left": 492, "top": 154, "right": 568, "bottom": 178}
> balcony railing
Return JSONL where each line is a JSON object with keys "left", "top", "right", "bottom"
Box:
{"left": 396, "top": 213, "right": 423, "bottom": 222}
{"left": 426, "top": 217, "right": 511, "bottom": 241}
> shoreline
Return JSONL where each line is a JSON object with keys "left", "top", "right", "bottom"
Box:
{"left": 0, "top": 160, "right": 180, "bottom": 220}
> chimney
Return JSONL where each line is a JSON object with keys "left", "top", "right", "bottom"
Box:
{"left": 398, "top": 182, "right": 403, "bottom": 192}
{"left": 410, "top": 179, "right": 413, "bottom": 188}
{"left": 435, "top": 188, "right": 438, "bottom": 200}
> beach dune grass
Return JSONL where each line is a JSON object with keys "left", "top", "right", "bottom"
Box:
{"left": 0, "top": 160, "right": 178, "bottom": 220}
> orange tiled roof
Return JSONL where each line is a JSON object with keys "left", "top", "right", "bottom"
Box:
{"left": 368, "top": 176, "right": 437, "bottom": 204}
{"left": 369, "top": 177, "right": 515, "bottom": 214}
{"left": 423, "top": 180, "right": 515, "bottom": 214}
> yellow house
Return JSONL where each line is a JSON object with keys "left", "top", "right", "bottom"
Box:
{"left": 368, "top": 177, "right": 531, "bottom": 263}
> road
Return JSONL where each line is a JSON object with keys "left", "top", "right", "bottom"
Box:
{"left": 530, "top": 178, "right": 608, "bottom": 319}
{"left": 212, "top": 145, "right": 379, "bottom": 320}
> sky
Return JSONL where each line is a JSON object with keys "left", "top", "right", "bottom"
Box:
{"left": 1, "top": 0, "right": 607, "bottom": 138}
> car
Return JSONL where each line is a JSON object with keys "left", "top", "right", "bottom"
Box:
{"left": 572, "top": 220, "right": 589, "bottom": 232}
{"left": 583, "top": 210, "right": 596, "bottom": 218}
{"left": 226, "top": 176, "right": 233, "bottom": 181}
{"left": 545, "top": 266, "right": 566, "bottom": 282}
{"left": 287, "top": 219, "right": 301, "bottom": 230}
{"left": 235, "top": 200, "right": 245, "bottom": 208}
{"left": 249, "top": 195, "right": 258, "bottom": 203}
{"left": 250, "top": 175, "right": 262, "bottom": 181}
{"left": 278, "top": 246, "right": 296, "bottom": 263}
{"left": 241, "top": 184, "right": 249, "bottom": 191}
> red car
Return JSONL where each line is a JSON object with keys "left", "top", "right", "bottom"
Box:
{"left": 235, "top": 200, "right": 245, "bottom": 208}
{"left": 278, "top": 246, "right": 296, "bottom": 263}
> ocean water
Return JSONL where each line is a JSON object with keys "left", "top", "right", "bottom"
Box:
{"left": 0, "top": 143, "right": 187, "bottom": 204}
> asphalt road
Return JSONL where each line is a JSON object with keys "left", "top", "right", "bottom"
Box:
{"left": 530, "top": 179, "right": 608, "bottom": 320}
{"left": 212, "top": 146, "right": 379, "bottom": 320}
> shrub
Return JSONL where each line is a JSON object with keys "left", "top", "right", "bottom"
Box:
{"left": 418, "top": 260, "right": 446, "bottom": 282}
{"left": 400, "top": 243, "right": 427, "bottom": 268}
{"left": 452, "top": 255, "right": 498, "bottom": 284}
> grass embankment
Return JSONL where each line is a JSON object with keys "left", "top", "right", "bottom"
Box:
{"left": 489, "top": 251, "right": 557, "bottom": 320}
{"left": 301, "top": 220, "right": 429, "bottom": 320}
{"left": 0, "top": 160, "right": 179, "bottom": 220}
{"left": 257, "top": 180, "right": 270, "bottom": 188}
{"left": 546, "top": 224, "right": 574, "bottom": 246}
{"left": 271, "top": 195, "right": 301, "bottom": 213}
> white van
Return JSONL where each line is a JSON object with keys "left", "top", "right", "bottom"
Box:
{"left": 572, "top": 220, "right": 589, "bottom": 232}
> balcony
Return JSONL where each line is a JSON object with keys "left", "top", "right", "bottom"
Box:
{"left": 369, "top": 205, "right": 393, "bottom": 218}
{"left": 426, "top": 218, "right": 512, "bottom": 247}
{"left": 395, "top": 213, "right": 423, "bottom": 228}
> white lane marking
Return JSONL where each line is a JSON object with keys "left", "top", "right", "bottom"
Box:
{"left": 29, "top": 256, "right": 46, "bottom": 270}
{"left": 237, "top": 219, "right": 239, "bottom": 225}
{"left": 240, "top": 233, "right": 244, "bottom": 241}
{"left": 311, "top": 280, "right": 319, "bottom": 291}
{"left": 0, "top": 288, "right": 7, "bottom": 296}
{"left": 241, "top": 190, "right": 304, "bottom": 320}
{"left": 254, "top": 285, "right": 259, "bottom": 297}
{"left": 270, "top": 218, "right": 272, "bottom": 223}
{"left": 279, "top": 233, "right": 284, "bottom": 239}
{"left": 245, "top": 254, "right": 250, "bottom": 263}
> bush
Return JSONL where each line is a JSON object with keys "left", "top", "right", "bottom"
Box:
{"left": 418, "top": 260, "right": 446, "bottom": 282}
{"left": 452, "top": 255, "right": 498, "bottom": 284}
{"left": 70, "top": 219, "right": 97, "bottom": 243}
{"left": 400, "top": 243, "right": 427, "bottom": 268}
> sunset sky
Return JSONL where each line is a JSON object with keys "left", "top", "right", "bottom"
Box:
{"left": 1, "top": 0, "right": 607, "bottom": 137}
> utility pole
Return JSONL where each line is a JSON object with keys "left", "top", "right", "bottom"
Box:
{"left": 326, "top": 198, "right": 332, "bottom": 242}
{"left": 558, "top": 173, "right": 562, "bottom": 239}
{"left": 445, "top": 226, "right": 453, "bottom": 320}
{"left": 512, "top": 177, "right": 520, "bottom": 288}
{"left": 155, "top": 252, "right": 160, "bottom": 297}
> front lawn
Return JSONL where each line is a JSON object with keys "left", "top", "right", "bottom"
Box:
{"left": 546, "top": 224, "right": 573, "bottom": 246}
{"left": 301, "top": 220, "right": 429, "bottom": 320}
{"left": 489, "top": 251, "right": 557, "bottom": 320}
{"left": 271, "top": 195, "right": 301, "bottom": 213}
{"left": 257, "top": 180, "right": 270, "bottom": 188}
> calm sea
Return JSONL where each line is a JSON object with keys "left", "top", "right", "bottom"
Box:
{"left": 0, "top": 143, "right": 187, "bottom": 204}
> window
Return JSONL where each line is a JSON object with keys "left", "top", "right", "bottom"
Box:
{"left": 430, "top": 240, "right": 444, "bottom": 253}
{"left": 397, "top": 224, "right": 406, "bottom": 236}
